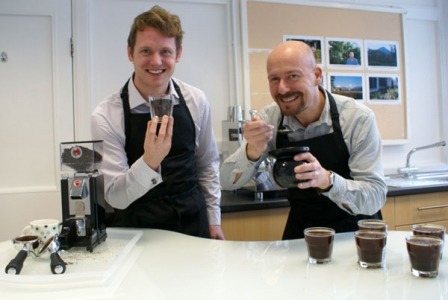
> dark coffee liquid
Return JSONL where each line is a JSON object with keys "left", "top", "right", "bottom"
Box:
{"left": 358, "top": 222, "right": 387, "bottom": 232}
{"left": 305, "top": 230, "right": 334, "bottom": 259}
{"left": 413, "top": 226, "right": 445, "bottom": 242}
{"left": 150, "top": 99, "right": 173, "bottom": 122}
{"left": 356, "top": 232, "right": 386, "bottom": 263}
{"left": 407, "top": 238, "right": 442, "bottom": 272}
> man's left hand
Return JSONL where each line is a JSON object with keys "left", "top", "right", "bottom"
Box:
{"left": 293, "top": 152, "right": 332, "bottom": 190}
{"left": 209, "top": 225, "right": 225, "bottom": 240}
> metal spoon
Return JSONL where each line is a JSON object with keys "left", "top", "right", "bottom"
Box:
{"left": 249, "top": 109, "right": 293, "bottom": 134}
{"left": 249, "top": 109, "right": 258, "bottom": 119}
{"left": 277, "top": 124, "right": 293, "bottom": 134}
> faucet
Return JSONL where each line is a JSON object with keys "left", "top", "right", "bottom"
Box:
{"left": 398, "top": 140, "right": 446, "bottom": 176}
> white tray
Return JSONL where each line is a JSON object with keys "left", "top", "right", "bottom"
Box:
{"left": 0, "top": 228, "right": 143, "bottom": 288}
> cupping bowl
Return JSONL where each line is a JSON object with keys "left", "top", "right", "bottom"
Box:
{"left": 268, "top": 146, "right": 310, "bottom": 188}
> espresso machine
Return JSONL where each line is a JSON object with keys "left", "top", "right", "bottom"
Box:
{"left": 58, "top": 141, "right": 107, "bottom": 252}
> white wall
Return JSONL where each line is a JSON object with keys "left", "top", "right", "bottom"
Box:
{"left": 73, "top": 0, "right": 238, "bottom": 150}
{"left": 0, "top": 0, "right": 73, "bottom": 241}
{"left": 376, "top": 0, "right": 448, "bottom": 172}
{"left": 74, "top": 0, "right": 448, "bottom": 174}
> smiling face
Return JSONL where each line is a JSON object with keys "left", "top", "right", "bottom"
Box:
{"left": 267, "top": 41, "right": 323, "bottom": 122}
{"left": 128, "top": 27, "right": 182, "bottom": 98}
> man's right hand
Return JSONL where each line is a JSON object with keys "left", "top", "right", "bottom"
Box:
{"left": 142, "top": 115, "right": 174, "bottom": 170}
{"left": 243, "top": 115, "right": 274, "bottom": 161}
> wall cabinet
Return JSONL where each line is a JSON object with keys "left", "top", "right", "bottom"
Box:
{"left": 382, "top": 192, "right": 448, "bottom": 231}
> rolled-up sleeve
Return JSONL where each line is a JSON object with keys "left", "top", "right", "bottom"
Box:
{"left": 91, "top": 94, "right": 162, "bottom": 210}
{"left": 322, "top": 106, "right": 387, "bottom": 216}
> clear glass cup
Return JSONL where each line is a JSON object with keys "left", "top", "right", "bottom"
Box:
{"left": 406, "top": 235, "right": 443, "bottom": 278}
{"left": 357, "top": 219, "right": 387, "bottom": 232}
{"left": 149, "top": 94, "right": 174, "bottom": 123}
{"left": 304, "top": 227, "right": 335, "bottom": 264}
{"left": 412, "top": 223, "right": 445, "bottom": 259}
{"left": 354, "top": 230, "right": 387, "bottom": 269}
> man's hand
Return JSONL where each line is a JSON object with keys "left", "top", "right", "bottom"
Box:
{"left": 243, "top": 115, "right": 274, "bottom": 161}
{"left": 142, "top": 115, "right": 174, "bottom": 170}
{"left": 293, "top": 151, "right": 332, "bottom": 190}
{"left": 209, "top": 225, "right": 225, "bottom": 240}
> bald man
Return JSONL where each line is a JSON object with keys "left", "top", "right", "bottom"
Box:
{"left": 220, "top": 41, "right": 387, "bottom": 239}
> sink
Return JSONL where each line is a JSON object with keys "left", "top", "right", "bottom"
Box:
{"left": 385, "top": 171, "right": 448, "bottom": 188}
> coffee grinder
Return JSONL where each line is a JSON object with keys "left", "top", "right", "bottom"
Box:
{"left": 58, "top": 141, "right": 107, "bottom": 252}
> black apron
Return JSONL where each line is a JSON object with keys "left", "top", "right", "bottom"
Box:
{"left": 277, "top": 90, "right": 381, "bottom": 239}
{"left": 109, "top": 78, "right": 210, "bottom": 238}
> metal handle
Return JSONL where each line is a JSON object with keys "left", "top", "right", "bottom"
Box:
{"left": 417, "top": 204, "right": 448, "bottom": 210}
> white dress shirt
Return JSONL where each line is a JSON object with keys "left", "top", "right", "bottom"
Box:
{"left": 91, "top": 77, "right": 221, "bottom": 225}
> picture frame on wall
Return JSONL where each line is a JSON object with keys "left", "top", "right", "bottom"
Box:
{"left": 328, "top": 73, "right": 365, "bottom": 102}
{"left": 326, "top": 38, "right": 363, "bottom": 69}
{"left": 283, "top": 35, "right": 324, "bottom": 65}
{"left": 245, "top": 1, "right": 408, "bottom": 142}
{"left": 367, "top": 74, "right": 400, "bottom": 103}
{"left": 365, "top": 40, "right": 399, "bottom": 70}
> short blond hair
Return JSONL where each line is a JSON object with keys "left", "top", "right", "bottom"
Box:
{"left": 127, "top": 5, "right": 184, "bottom": 53}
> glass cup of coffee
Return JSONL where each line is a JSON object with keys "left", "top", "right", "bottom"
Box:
{"left": 357, "top": 219, "right": 387, "bottom": 232}
{"left": 354, "top": 230, "right": 387, "bottom": 269}
{"left": 412, "top": 223, "right": 445, "bottom": 259}
{"left": 149, "top": 94, "right": 174, "bottom": 123}
{"left": 406, "top": 235, "right": 443, "bottom": 278}
{"left": 304, "top": 227, "right": 335, "bottom": 264}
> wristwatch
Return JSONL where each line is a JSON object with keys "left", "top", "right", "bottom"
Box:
{"left": 320, "top": 171, "right": 334, "bottom": 192}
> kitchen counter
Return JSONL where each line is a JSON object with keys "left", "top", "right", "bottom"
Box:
{"left": 220, "top": 188, "right": 289, "bottom": 213}
{"left": 0, "top": 229, "right": 446, "bottom": 299}
{"left": 221, "top": 184, "right": 448, "bottom": 213}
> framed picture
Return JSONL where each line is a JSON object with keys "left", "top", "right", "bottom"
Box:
{"left": 365, "top": 40, "right": 399, "bottom": 70}
{"left": 367, "top": 74, "right": 400, "bottom": 103}
{"left": 283, "top": 35, "right": 324, "bottom": 65}
{"left": 328, "top": 73, "right": 365, "bottom": 101}
{"left": 326, "top": 38, "right": 363, "bottom": 69}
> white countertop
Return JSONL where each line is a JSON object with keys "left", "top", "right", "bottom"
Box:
{"left": 0, "top": 229, "right": 447, "bottom": 300}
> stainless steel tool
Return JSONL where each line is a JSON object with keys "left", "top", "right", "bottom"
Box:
{"left": 37, "top": 235, "right": 66, "bottom": 274}
{"left": 277, "top": 124, "right": 293, "bottom": 134}
{"left": 5, "top": 235, "right": 39, "bottom": 275}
